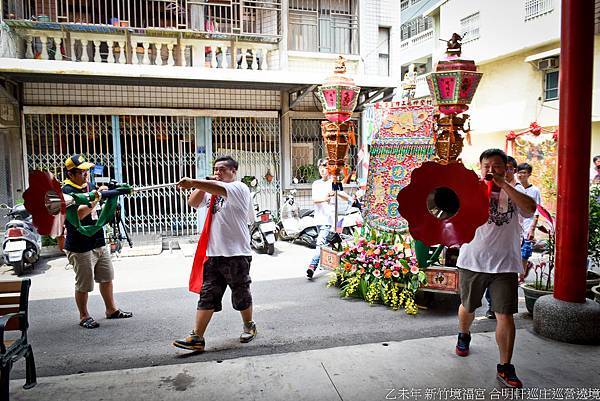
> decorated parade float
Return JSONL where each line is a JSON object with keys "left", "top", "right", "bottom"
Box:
{"left": 321, "top": 37, "right": 489, "bottom": 314}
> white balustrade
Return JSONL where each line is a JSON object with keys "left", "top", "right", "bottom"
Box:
{"left": 17, "top": 31, "right": 276, "bottom": 71}
{"left": 400, "top": 28, "right": 434, "bottom": 52}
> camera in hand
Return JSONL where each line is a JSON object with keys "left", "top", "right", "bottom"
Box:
{"left": 484, "top": 173, "right": 494, "bottom": 181}
{"left": 99, "top": 179, "right": 131, "bottom": 199}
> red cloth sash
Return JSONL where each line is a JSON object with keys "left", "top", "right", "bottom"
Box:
{"left": 189, "top": 195, "right": 216, "bottom": 294}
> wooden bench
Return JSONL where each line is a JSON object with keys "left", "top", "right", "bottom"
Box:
{"left": 0, "top": 279, "right": 36, "bottom": 401}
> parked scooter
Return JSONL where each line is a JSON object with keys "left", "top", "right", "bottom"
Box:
{"left": 248, "top": 179, "right": 276, "bottom": 255}
{"left": 336, "top": 199, "right": 363, "bottom": 236}
{"left": 277, "top": 188, "right": 318, "bottom": 249}
{"left": 1, "top": 203, "right": 42, "bottom": 276}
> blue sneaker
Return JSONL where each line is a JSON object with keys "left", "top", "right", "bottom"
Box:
{"left": 497, "top": 363, "right": 523, "bottom": 388}
{"left": 455, "top": 332, "right": 471, "bottom": 357}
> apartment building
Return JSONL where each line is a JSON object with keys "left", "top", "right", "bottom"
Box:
{"left": 398, "top": 0, "right": 600, "bottom": 166}
{"left": 0, "top": 0, "right": 401, "bottom": 236}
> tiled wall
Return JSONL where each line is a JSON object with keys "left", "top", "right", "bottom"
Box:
{"left": 360, "top": 0, "right": 401, "bottom": 79}
{"left": 23, "top": 83, "right": 282, "bottom": 110}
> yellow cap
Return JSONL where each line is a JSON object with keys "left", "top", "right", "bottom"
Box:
{"left": 65, "top": 154, "right": 95, "bottom": 171}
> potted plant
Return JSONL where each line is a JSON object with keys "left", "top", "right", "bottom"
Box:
{"left": 521, "top": 213, "right": 555, "bottom": 315}
{"left": 587, "top": 184, "right": 600, "bottom": 297}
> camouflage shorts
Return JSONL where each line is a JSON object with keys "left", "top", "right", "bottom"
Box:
{"left": 197, "top": 256, "right": 253, "bottom": 312}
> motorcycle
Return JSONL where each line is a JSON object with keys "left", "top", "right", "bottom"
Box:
{"left": 336, "top": 199, "right": 363, "bottom": 236}
{"left": 248, "top": 179, "right": 276, "bottom": 255}
{"left": 277, "top": 188, "right": 318, "bottom": 249}
{"left": 1, "top": 203, "right": 42, "bottom": 276}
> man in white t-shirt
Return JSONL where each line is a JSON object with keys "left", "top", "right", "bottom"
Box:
{"left": 306, "top": 159, "right": 351, "bottom": 279}
{"left": 516, "top": 162, "right": 542, "bottom": 282}
{"left": 173, "top": 156, "right": 256, "bottom": 352}
{"left": 455, "top": 149, "right": 536, "bottom": 389}
{"left": 485, "top": 155, "right": 519, "bottom": 320}
{"left": 590, "top": 155, "right": 600, "bottom": 184}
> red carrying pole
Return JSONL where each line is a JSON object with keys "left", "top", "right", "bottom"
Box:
{"left": 554, "top": 0, "right": 594, "bottom": 302}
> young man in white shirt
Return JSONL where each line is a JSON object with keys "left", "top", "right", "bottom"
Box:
{"left": 590, "top": 155, "right": 600, "bottom": 184}
{"left": 306, "top": 159, "right": 351, "bottom": 279}
{"left": 174, "top": 156, "right": 256, "bottom": 352}
{"left": 516, "top": 162, "right": 542, "bottom": 282}
{"left": 455, "top": 149, "right": 536, "bottom": 389}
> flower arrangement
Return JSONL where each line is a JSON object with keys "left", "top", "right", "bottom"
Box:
{"left": 327, "top": 227, "right": 426, "bottom": 314}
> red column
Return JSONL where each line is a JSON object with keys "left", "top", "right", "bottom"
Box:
{"left": 554, "top": 0, "right": 594, "bottom": 302}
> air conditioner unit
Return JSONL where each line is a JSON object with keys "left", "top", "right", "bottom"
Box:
{"left": 537, "top": 57, "right": 559, "bottom": 71}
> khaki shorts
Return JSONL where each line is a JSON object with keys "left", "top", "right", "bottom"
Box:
{"left": 458, "top": 268, "right": 518, "bottom": 314}
{"left": 66, "top": 247, "right": 114, "bottom": 292}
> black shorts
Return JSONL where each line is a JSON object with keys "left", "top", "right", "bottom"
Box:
{"left": 197, "top": 256, "right": 252, "bottom": 312}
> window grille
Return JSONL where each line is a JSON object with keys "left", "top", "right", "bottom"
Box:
{"left": 290, "top": 118, "right": 358, "bottom": 185}
{"left": 544, "top": 70, "right": 559, "bottom": 101}
{"left": 0, "top": 132, "right": 11, "bottom": 229}
{"left": 400, "top": 15, "right": 432, "bottom": 41}
{"left": 460, "top": 12, "right": 480, "bottom": 42}
{"left": 524, "top": 0, "right": 554, "bottom": 21}
{"left": 288, "top": 0, "right": 358, "bottom": 54}
{"left": 401, "top": 0, "right": 410, "bottom": 11}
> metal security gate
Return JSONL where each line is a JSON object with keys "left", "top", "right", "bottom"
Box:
{"left": 119, "top": 115, "right": 197, "bottom": 236}
{"left": 211, "top": 116, "right": 281, "bottom": 216}
{"left": 23, "top": 111, "right": 197, "bottom": 237}
{"left": 23, "top": 110, "right": 281, "bottom": 235}
{"left": 24, "top": 114, "right": 115, "bottom": 175}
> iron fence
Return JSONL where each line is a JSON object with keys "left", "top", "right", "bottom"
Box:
{"left": 3, "top": 0, "right": 281, "bottom": 37}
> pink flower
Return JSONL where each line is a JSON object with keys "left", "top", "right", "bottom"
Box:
{"left": 374, "top": 248, "right": 381, "bottom": 255}
{"left": 410, "top": 265, "right": 419, "bottom": 274}
{"left": 392, "top": 271, "right": 400, "bottom": 278}
{"left": 373, "top": 269, "right": 381, "bottom": 278}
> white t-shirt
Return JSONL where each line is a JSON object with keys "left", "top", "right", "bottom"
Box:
{"left": 199, "top": 181, "right": 254, "bottom": 257}
{"left": 519, "top": 184, "right": 541, "bottom": 237}
{"left": 457, "top": 189, "right": 531, "bottom": 274}
{"left": 312, "top": 179, "right": 334, "bottom": 226}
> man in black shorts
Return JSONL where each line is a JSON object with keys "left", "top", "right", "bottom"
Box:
{"left": 173, "top": 156, "right": 256, "bottom": 352}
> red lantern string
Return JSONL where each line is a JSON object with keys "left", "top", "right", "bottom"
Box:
{"left": 504, "top": 122, "right": 557, "bottom": 153}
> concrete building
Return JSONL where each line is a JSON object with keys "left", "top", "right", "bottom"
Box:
{"left": 0, "top": 0, "right": 401, "bottom": 236}
{"left": 399, "top": 0, "right": 600, "bottom": 167}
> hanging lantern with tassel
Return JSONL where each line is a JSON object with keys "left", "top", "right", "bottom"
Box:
{"left": 316, "top": 56, "right": 360, "bottom": 185}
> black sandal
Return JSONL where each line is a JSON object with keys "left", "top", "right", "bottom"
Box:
{"left": 106, "top": 309, "right": 133, "bottom": 319}
{"left": 79, "top": 317, "right": 100, "bottom": 329}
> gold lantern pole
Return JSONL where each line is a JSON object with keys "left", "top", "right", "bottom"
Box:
{"left": 316, "top": 57, "right": 360, "bottom": 233}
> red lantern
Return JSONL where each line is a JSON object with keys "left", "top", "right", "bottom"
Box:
{"left": 426, "top": 58, "right": 482, "bottom": 116}
{"left": 317, "top": 56, "right": 360, "bottom": 123}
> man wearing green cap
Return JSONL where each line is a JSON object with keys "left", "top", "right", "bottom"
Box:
{"left": 62, "top": 154, "right": 132, "bottom": 329}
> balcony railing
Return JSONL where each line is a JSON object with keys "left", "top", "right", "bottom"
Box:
{"left": 15, "top": 29, "right": 277, "bottom": 70}
{"left": 2, "top": 0, "right": 281, "bottom": 38}
{"left": 399, "top": 28, "right": 433, "bottom": 51}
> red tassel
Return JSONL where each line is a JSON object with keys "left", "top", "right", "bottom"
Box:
{"left": 189, "top": 195, "right": 216, "bottom": 294}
